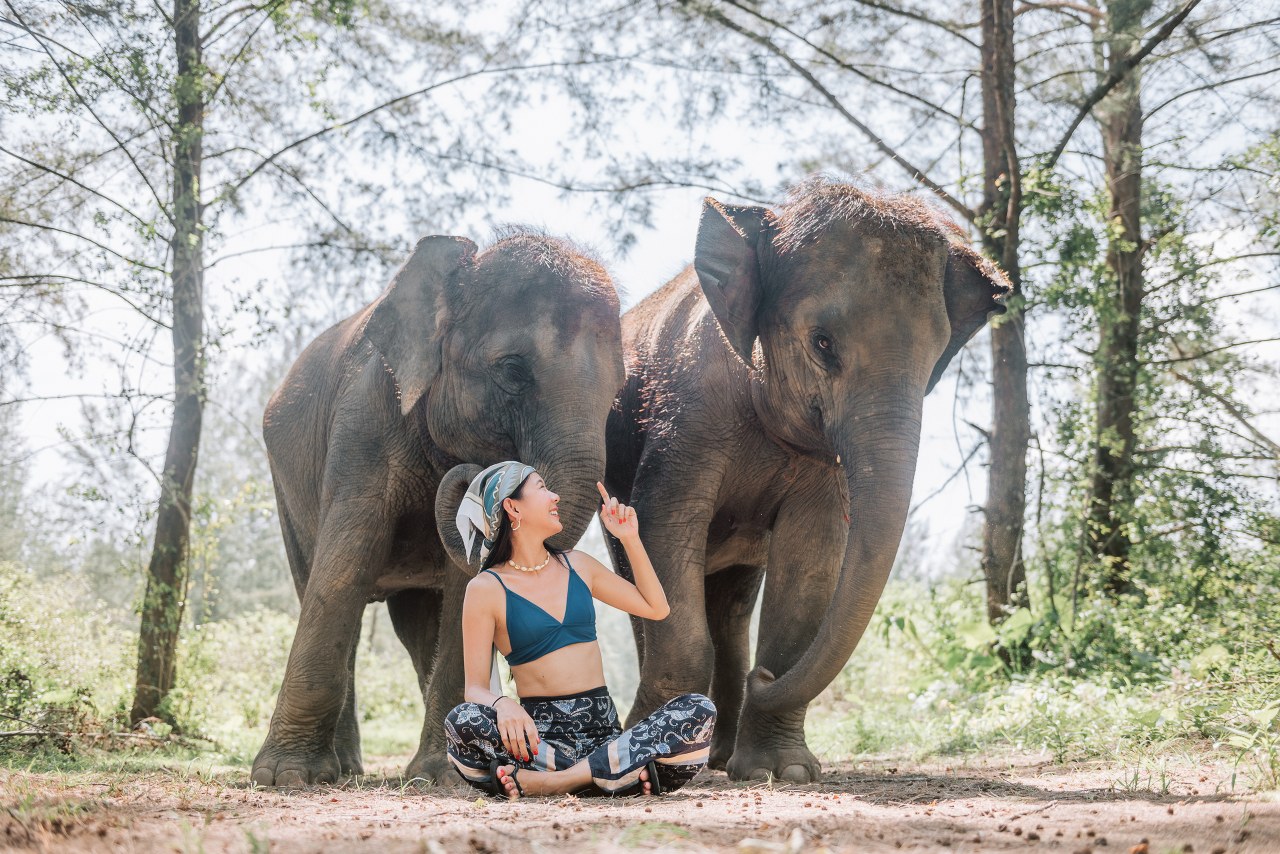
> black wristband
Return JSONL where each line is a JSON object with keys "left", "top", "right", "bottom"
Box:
{"left": 491, "top": 695, "right": 512, "bottom": 711}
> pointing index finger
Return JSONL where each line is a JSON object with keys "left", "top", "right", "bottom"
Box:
{"left": 596, "top": 481, "right": 611, "bottom": 505}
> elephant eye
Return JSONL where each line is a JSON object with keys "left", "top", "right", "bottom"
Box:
{"left": 809, "top": 330, "right": 840, "bottom": 371}
{"left": 494, "top": 356, "right": 533, "bottom": 393}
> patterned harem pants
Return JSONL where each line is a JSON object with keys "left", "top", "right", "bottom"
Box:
{"left": 445, "top": 687, "right": 716, "bottom": 795}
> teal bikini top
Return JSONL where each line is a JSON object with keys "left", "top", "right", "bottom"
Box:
{"left": 483, "top": 554, "right": 597, "bottom": 666}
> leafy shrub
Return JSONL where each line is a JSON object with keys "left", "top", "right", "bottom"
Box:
{"left": 812, "top": 570, "right": 1280, "bottom": 791}
{"left": 0, "top": 561, "right": 134, "bottom": 738}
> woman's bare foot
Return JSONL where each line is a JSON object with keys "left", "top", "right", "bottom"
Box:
{"left": 637, "top": 765, "right": 653, "bottom": 795}
{"left": 494, "top": 764, "right": 523, "bottom": 800}
{"left": 492, "top": 763, "right": 652, "bottom": 798}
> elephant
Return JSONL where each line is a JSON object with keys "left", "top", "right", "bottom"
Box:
{"left": 251, "top": 230, "right": 623, "bottom": 786}
{"left": 602, "top": 177, "right": 1010, "bottom": 783}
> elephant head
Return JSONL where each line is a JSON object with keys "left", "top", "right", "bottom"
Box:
{"left": 693, "top": 178, "right": 1010, "bottom": 714}
{"left": 362, "top": 230, "right": 625, "bottom": 575}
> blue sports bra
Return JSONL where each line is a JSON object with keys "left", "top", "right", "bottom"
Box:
{"left": 483, "top": 554, "right": 597, "bottom": 666}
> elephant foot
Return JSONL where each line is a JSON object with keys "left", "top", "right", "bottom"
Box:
{"left": 335, "top": 740, "right": 364, "bottom": 777}
{"left": 251, "top": 738, "right": 342, "bottom": 788}
{"left": 726, "top": 743, "right": 821, "bottom": 783}
{"left": 404, "top": 748, "right": 455, "bottom": 785}
{"left": 708, "top": 732, "right": 736, "bottom": 771}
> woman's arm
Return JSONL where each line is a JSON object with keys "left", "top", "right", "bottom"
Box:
{"left": 460, "top": 575, "right": 540, "bottom": 761}
{"left": 577, "top": 482, "right": 671, "bottom": 620}
{"left": 460, "top": 577, "right": 505, "bottom": 706}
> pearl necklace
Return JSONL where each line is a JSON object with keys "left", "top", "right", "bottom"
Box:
{"left": 508, "top": 550, "right": 552, "bottom": 573}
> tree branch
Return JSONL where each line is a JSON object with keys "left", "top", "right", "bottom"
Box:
{"left": 1015, "top": 2, "right": 1104, "bottom": 21}
{"left": 404, "top": 146, "right": 773, "bottom": 204}
{"left": 695, "top": 2, "right": 975, "bottom": 221}
{"left": 720, "top": 0, "right": 978, "bottom": 130}
{"left": 3, "top": 1, "right": 172, "bottom": 218}
{"left": 0, "top": 145, "right": 155, "bottom": 230}
{"left": 205, "top": 0, "right": 287, "bottom": 105}
{"left": 1150, "top": 337, "right": 1280, "bottom": 366}
{"left": 220, "top": 58, "right": 624, "bottom": 203}
{"left": 1145, "top": 64, "right": 1280, "bottom": 119}
{"left": 1042, "top": 0, "right": 1204, "bottom": 171}
{"left": 1147, "top": 251, "right": 1280, "bottom": 293}
{"left": 0, "top": 216, "right": 165, "bottom": 272}
{"left": 850, "top": 0, "right": 980, "bottom": 45}
{"left": 0, "top": 274, "right": 167, "bottom": 327}
{"left": 1171, "top": 370, "right": 1280, "bottom": 460}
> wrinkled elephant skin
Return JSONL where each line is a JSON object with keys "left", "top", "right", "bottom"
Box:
{"left": 604, "top": 179, "right": 1009, "bottom": 782}
{"left": 251, "top": 232, "right": 623, "bottom": 786}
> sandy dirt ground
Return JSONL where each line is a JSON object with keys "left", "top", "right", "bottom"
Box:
{"left": 2, "top": 752, "right": 1277, "bottom": 853}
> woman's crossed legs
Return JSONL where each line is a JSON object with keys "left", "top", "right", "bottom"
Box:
{"left": 445, "top": 690, "right": 715, "bottom": 799}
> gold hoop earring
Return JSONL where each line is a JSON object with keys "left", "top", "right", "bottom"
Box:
{"left": 511, "top": 518, "right": 521, "bottom": 532}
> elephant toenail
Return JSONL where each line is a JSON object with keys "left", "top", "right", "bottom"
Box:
{"left": 276, "top": 770, "right": 306, "bottom": 788}
{"left": 780, "top": 765, "right": 812, "bottom": 783}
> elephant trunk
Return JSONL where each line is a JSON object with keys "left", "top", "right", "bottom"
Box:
{"left": 747, "top": 391, "right": 924, "bottom": 714}
{"left": 435, "top": 440, "right": 606, "bottom": 576}
{"left": 523, "top": 442, "right": 605, "bottom": 554}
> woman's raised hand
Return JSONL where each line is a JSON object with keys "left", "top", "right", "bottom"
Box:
{"left": 597, "top": 482, "right": 639, "bottom": 541}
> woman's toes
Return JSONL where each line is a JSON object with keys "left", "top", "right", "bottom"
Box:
{"left": 497, "top": 766, "right": 519, "bottom": 800}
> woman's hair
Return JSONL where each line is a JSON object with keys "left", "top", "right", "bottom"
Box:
{"left": 479, "top": 471, "right": 566, "bottom": 571}
{"left": 480, "top": 471, "right": 531, "bottom": 570}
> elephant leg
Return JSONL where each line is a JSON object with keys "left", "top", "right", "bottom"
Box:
{"left": 728, "top": 490, "right": 846, "bottom": 784}
{"left": 271, "top": 469, "right": 313, "bottom": 602}
{"left": 404, "top": 571, "right": 467, "bottom": 783}
{"left": 251, "top": 507, "right": 380, "bottom": 787}
{"left": 333, "top": 620, "right": 363, "bottom": 775}
{"left": 706, "top": 565, "right": 764, "bottom": 770}
{"left": 626, "top": 462, "right": 719, "bottom": 727}
{"left": 387, "top": 587, "right": 445, "bottom": 781}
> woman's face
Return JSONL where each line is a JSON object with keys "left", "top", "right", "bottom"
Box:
{"left": 506, "top": 472, "right": 562, "bottom": 540}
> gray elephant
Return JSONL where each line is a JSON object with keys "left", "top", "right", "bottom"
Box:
{"left": 603, "top": 178, "right": 1009, "bottom": 782}
{"left": 251, "top": 231, "right": 623, "bottom": 786}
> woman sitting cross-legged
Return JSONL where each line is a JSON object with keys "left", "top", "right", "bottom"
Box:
{"left": 444, "top": 461, "right": 716, "bottom": 799}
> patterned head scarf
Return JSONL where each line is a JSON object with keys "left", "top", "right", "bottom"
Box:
{"left": 455, "top": 461, "right": 536, "bottom": 563}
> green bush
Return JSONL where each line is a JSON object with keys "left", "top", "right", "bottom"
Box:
{"left": 170, "top": 604, "right": 424, "bottom": 759}
{"left": 0, "top": 558, "right": 425, "bottom": 764}
{"left": 0, "top": 560, "right": 134, "bottom": 735}
{"left": 811, "top": 571, "right": 1280, "bottom": 790}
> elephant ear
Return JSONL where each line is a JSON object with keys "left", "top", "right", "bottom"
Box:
{"left": 364, "top": 235, "right": 477, "bottom": 416}
{"left": 926, "top": 243, "right": 1013, "bottom": 394}
{"left": 694, "top": 198, "right": 772, "bottom": 365}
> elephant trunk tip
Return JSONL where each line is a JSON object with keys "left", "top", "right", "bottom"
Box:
{"left": 746, "top": 665, "right": 787, "bottom": 710}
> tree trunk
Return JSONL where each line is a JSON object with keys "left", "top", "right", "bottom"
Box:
{"left": 131, "top": 0, "right": 205, "bottom": 726}
{"left": 1088, "top": 4, "right": 1149, "bottom": 596}
{"left": 979, "top": 0, "right": 1030, "bottom": 625}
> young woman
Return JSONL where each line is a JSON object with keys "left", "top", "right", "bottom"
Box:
{"left": 444, "top": 461, "right": 716, "bottom": 799}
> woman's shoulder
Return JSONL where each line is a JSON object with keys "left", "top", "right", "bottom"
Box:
{"left": 466, "top": 569, "right": 506, "bottom": 597}
{"left": 560, "top": 549, "right": 605, "bottom": 574}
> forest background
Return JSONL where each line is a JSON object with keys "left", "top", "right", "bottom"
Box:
{"left": 1, "top": 0, "right": 1278, "bottom": 796}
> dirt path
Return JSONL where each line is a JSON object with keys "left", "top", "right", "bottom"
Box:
{"left": 3, "top": 752, "right": 1277, "bottom": 852}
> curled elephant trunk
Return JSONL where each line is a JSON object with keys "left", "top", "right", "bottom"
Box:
{"left": 436, "top": 464, "right": 486, "bottom": 575}
{"left": 747, "top": 400, "right": 924, "bottom": 714}
{"left": 435, "top": 449, "right": 605, "bottom": 576}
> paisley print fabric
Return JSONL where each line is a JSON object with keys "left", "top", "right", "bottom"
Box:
{"left": 445, "top": 687, "right": 715, "bottom": 795}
